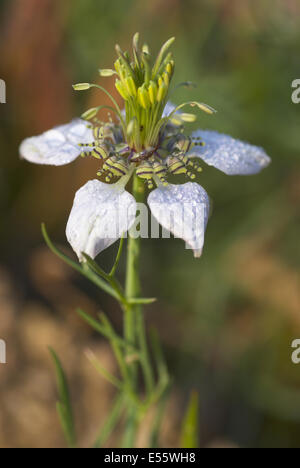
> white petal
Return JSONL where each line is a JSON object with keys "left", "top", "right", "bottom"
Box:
{"left": 190, "top": 130, "right": 271, "bottom": 175}
{"left": 66, "top": 180, "right": 137, "bottom": 260}
{"left": 19, "top": 119, "right": 94, "bottom": 166}
{"left": 148, "top": 182, "right": 210, "bottom": 257}
{"left": 162, "top": 101, "right": 177, "bottom": 118}
{"left": 125, "top": 101, "right": 176, "bottom": 120}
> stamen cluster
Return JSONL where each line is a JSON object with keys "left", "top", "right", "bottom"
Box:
{"left": 73, "top": 33, "right": 216, "bottom": 189}
{"left": 79, "top": 119, "right": 204, "bottom": 188}
{"left": 113, "top": 34, "right": 175, "bottom": 150}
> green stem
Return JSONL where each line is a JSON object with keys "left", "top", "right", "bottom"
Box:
{"left": 122, "top": 175, "right": 144, "bottom": 447}
{"left": 122, "top": 174, "right": 155, "bottom": 447}
{"left": 137, "top": 309, "right": 155, "bottom": 395}
{"left": 125, "top": 177, "right": 154, "bottom": 396}
{"left": 93, "top": 393, "right": 125, "bottom": 448}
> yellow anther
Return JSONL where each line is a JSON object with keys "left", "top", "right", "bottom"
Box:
{"left": 170, "top": 115, "right": 183, "bottom": 126}
{"left": 180, "top": 113, "right": 197, "bottom": 123}
{"left": 188, "top": 160, "right": 203, "bottom": 173}
{"left": 115, "top": 80, "right": 129, "bottom": 100}
{"left": 142, "top": 44, "right": 150, "bottom": 54}
{"left": 190, "top": 101, "right": 217, "bottom": 115}
{"left": 157, "top": 82, "right": 167, "bottom": 102}
{"left": 92, "top": 145, "right": 110, "bottom": 160}
{"left": 99, "top": 69, "right": 116, "bottom": 77}
{"left": 127, "top": 119, "right": 135, "bottom": 136}
{"left": 125, "top": 76, "right": 137, "bottom": 97}
{"left": 138, "top": 85, "right": 150, "bottom": 109}
{"left": 163, "top": 71, "right": 170, "bottom": 87}
{"left": 167, "top": 156, "right": 187, "bottom": 175}
{"left": 148, "top": 81, "right": 158, "bottom": 105}
{"left": 72, "top": 83, "right": 91, "bottom": 91}
{"left": 114, "top": 59, "right": 126, "bottom": 80}
{"left": 105, "top": 172, "right": 113, "bottom": 182}
{"left": 166, "top": 62, "right": 173, "bottom": 75}
{"left": 175, "top": 136, "right": 194, "bottom": 153}
{"left": 81, "top": 107, "right": 99, "bottom": 120}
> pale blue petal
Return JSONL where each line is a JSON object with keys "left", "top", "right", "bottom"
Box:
{"left": 190, "top": 130, "right": 271, "bottom": 175}
{"left": 148, "top": 182, "right": 210, "bottom": 257}
{"left": 162, "top": 101, "right": 177, "bottom": 118}
{"left": 66, "top": 180, "right": 137, "bottom": 260}
{"left": 20, "top": 119, "right": 94, "bottom": 166}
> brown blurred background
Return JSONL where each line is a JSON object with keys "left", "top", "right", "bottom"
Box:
{"left": 0, "top": 0, "right": 300, "bottom": 448}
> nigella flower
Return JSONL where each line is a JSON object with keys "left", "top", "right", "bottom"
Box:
{"left": 19, "top": 34, "right": 271, "bottom": 261}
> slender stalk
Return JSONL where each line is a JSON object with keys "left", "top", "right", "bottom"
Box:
{"left": 93, "top": 394, "right": 125, "bottom": 448}
{"left": 122, "top": 175, "right": 144, "bottom": 447}
{"left": 148, "top": 385, "right": 170, "bottom": 448}
{"left": 137, "top": 308, "right": 155, "bottom": 395}
{"left": 122, "top": 174, "right": 154, "bottom": 447}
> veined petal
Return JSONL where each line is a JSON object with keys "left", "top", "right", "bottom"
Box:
{"left": 190, "top": 130, "right": 271, "bottom": 175}
{"left": 148, "top": 182, "right": 210, "bottom": 257}
{"left": 19, "top": 119, "right": 94, "bottom": 166}
{"left": 66, "top": 179, "right": 137, "bottom": 261}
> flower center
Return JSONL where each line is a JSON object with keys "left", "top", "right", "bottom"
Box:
{"left": 79, "top": 120, "right": 204, "bottom": 188}
{"left": 74, "top": 33, "right": 216, "bottom": 189}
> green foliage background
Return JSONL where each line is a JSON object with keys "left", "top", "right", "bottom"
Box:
{"left": 0, "top": 0, "right": 299, "bottom": 448}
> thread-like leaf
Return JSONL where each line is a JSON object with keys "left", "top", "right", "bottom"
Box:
{"left": 50, "top": 348, "right": 76, "bottom": 448}
{"left": 180, "top": 391, "right": 199, "bottom": 449}
{"left": 41, "top": 223, "right": 118, "bottom": 299}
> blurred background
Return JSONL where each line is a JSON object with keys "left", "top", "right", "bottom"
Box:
{"left": 0, "top": 0, "right": 300, "bottom": 448}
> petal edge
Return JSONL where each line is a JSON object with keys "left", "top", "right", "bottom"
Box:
{"left": 190, "top": 130, "right": 271, "bottom": 175}
{"left": 19, "top": 119, "right": 94, "bottom": 166}
{"left": 148, "top": 182, "right": 210, "bottom": 257}
{"left": 66, "top": 180, "right": 137, "bottom": 260}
